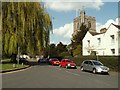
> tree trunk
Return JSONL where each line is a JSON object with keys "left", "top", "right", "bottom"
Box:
{"left": 11, "top": 53, "right": 17, "bottom": 64}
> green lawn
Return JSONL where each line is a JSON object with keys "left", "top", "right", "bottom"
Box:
{"left": 1, "top": 63, "right": 29, "bottom": 71}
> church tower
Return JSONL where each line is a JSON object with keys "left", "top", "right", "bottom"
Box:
{"left": 72, "top": 10, "right": 96, "bottom": 37}
{"left": 80, "top": 10, "right": 85, "bottom": 23}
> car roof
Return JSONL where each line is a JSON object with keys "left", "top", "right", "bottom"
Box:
{"left": 84, "top": 60, "right": 99, "bottom": 62}
{"left": 50, "top": 58, "right": 58, "bottom": 59}
{"left": 62, "top": 59, "right": 70, "bottom": 60}
{"left": 49, "top": 58, "right": 58, "bottom": 60}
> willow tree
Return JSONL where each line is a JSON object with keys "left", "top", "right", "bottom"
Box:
{"left": 2, "top": 2, "right": 52, "bottom": 62}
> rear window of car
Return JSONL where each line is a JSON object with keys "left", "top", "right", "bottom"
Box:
{"left": 65, "top": 60, "right": 73, "bottom": 62}
{"left": 50, "top": 58, "right": 58, "bottom": 60}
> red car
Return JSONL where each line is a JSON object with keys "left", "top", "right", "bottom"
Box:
{"left": 49, "top": 58, "right": 60, "bottom": 65}
{"left": 59, "top": 59, "right": 77, "bottom": 69}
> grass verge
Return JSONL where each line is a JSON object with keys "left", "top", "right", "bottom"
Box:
{"left": 1, "top": 63, "right": 29, "bottom": 71}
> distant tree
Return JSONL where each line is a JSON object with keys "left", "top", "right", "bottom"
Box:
{"left": 48, "top": 42, "right": 68, "bottom": 58}
{"left": 72, "top": 23, "right": 90, "bottom": 55}
{"left": 48, "top": 44, "right": 58, "bottom": 57}
{"left": 56, "top": 42, "right": 67, "bottom": 54}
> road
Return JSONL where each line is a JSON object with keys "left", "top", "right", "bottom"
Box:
{"left": 2, "top": 63, "right": 119, "bottom": 88}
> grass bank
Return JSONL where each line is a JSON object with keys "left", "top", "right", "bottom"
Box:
{"left": 1, "top": 63, "right": 29, "bottom": 71}
{"left": 1, "top": 59, "right": 29, "bottom": 71}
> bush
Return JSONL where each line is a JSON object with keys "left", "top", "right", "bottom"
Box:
{"left": 73, "top": 45, "right": 82, "bottom": 56}
{"left": 98, "top": 56, "right": 119, "bottom": 72}
{"left": 59, "top": 52, "right": 70, "bottom": 57}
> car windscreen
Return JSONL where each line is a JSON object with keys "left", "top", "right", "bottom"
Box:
{"left": 93, "top": 61, "right": 103, "bottom": 66}
{"left": 52, "top": 59, "right": 58, "bottom": 61}
{"left": 66, "top": 60, "right": 73, "bottom": 62}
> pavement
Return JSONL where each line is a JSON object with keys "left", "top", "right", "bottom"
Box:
{"left": 2, "top": 63, "right": 119, "bottom": 88}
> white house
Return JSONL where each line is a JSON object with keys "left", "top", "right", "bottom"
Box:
{"left": 82, "top": 23, "right": 120, "bottom": 56}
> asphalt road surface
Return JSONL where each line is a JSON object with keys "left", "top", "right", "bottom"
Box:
{"left": 2, "top": 63, "right": 119, "bottom": 88}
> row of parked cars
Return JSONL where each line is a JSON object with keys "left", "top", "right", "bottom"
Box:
{"left": 38, "top": 58, "right": 110, "bottom": 74}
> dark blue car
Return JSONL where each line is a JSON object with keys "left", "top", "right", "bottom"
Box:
{"left": 38, "top": 58, "right": 46, "bottom": 63}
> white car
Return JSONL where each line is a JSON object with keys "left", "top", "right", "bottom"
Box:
{"left": 80, "top": 60, "right": 109, "bottom": 74}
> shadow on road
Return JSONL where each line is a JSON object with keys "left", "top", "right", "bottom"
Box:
{"left": 82, "top": 70, "right": 109, "bottom": 76}
{"left": 28, "top": 61, "right": 49, "bottom": 66}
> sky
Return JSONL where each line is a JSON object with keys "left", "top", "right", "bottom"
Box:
{"left": 43, "top": 0, "right": 119, "bottom": 45}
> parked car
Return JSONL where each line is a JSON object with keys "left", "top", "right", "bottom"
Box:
{"left": 19, "top": 58, "right": 29, "bottom": 64}
{"left": 59, "top": 59, "right": 77, "bottom": 69}
{"left": 49, "top": 58, "right": 60, "bottom": 65}
{"left": 80, "top": 60, "right": 109, "bottom": 74}
{"left": 38, "top": 58, "right": 46, "bottom": 63}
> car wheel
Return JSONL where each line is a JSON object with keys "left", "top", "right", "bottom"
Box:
{"left": 75, "top": 66, "right": 77, "bottom": 69}
{"left": 66, "top": 65, "right": 68, "bottom": 69}
{"left": 81, "top": 66, "right": 84, "bottom": 71}
{"left": 93, "top": 68, "right": 96, "bottom": 74}
{"left": 59, "top": 65, "right": 62, "bottom": 67}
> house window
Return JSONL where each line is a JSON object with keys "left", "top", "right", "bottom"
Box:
{"left": 87, "top": 40, "right": 90, "bottom": 46}
{"left": 111, "top": 49, "right": 115, "bottom": 55}
{"left": 97, "top": 38, "right": 101, "bottom": 45}
{"left": 110, "top": 35, "right": 115, "bottom": 44}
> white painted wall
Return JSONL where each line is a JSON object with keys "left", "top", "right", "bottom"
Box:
{"left": 83, "top": 24, "right": 120, "bottom": 56}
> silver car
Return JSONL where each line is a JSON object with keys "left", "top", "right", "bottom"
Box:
{"left": 80, "top": 60, "right": 109, "bottom": 74}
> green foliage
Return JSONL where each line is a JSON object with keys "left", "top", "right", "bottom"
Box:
{"left": 73, "top": 45, "right": 82, "bottom": 56}
{"left": 2, "top": 2, "right": 52, "bottom": 57}
{"left": 56, "top": 42, "right": 67, "bottom": 54}
{"left": 49, "top": 44, "right": 58, "bottom": 57}
{"left": 71, "top": 23, "right": 90, "bottom": 55}
{"left": 59, "top": 51, "right": 70, "bottom": 57}
{"left": 72, "top": 23, "right": 89, "bottom": 44}
{"left": 48, "top": 42, "right": 68, "bottom": 58}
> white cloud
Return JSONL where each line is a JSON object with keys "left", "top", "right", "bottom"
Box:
{"left": 44, "top": 0, "right": 104, "bottom": 12}
{"left": 50, "top": 22, "right": 73, "bottom": 45}
{"left": 96, "top": 18, "right": 119, "bottom": 32}
{"left": 53, "top": 22, "right": 73, "bottom": 38}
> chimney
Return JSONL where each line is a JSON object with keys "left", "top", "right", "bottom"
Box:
{"left": 100, "top": 28, "right": 107, "bottom": 33}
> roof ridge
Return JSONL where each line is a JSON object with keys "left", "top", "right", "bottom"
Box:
{"left": 111, "top": 23, "right": 120, "bottom": 29}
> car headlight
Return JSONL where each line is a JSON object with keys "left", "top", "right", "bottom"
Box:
{"left": 68, "top": 64, "right": 71, "bottom": 66}
{"left": 95, "top": 67, "right": 102, "bottom": 72}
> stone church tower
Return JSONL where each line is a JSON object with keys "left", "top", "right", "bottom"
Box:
{"left": 72, "top": 10, "right": 96, "bottom": 37}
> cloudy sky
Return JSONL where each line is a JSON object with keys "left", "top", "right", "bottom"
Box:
{"left": 43, "top": 0, "right": 119, "bottom": 45}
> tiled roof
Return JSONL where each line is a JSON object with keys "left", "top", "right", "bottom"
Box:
{"left": 89, "top": 23, "right": 120, "bottom": 36}
{"left": 89, "top": 31, "right": 102, "bottom": 36}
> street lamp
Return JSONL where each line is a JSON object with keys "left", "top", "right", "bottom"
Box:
{"left": 96, "top": 51, "right": 99, "bottom": 61}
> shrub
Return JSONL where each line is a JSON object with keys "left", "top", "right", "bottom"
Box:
{"left": 59, "top": 52, "right": 70, "bottom": 57}
{"left": 73, "top": 45, "right": 82, "bottom": 56}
